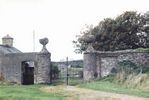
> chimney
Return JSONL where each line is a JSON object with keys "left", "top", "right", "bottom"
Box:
{"left": 2, "top": 34, "right": 13, "bottom": 47}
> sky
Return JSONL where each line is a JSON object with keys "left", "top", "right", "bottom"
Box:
{"left": 0, "top": 0, "right": 148, "bottom": 61}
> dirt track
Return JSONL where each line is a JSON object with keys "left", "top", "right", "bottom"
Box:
{"left": 41, "top": 85, "right": 149, "bottom": 100}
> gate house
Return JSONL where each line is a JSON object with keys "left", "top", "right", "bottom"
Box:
{"left": 0, "top": 35, "right": 51, "bottom": 84}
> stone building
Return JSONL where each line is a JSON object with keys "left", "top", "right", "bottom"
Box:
{"left": 83, "top": 49, "right": 149, "bottom": 80}
{"left": 0, "top": 35, "right": 51, "bottom": 84}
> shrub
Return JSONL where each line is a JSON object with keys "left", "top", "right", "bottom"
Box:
{"left": 51, "top": 64, "right": 60, "bottom": 80}
{"left": 117, "top": 60, "right": 149, "bottom": 74}
{"left": 114, "top": 60, "right": 149, "bottom": 88}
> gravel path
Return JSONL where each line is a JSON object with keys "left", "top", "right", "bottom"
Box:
{"left": 41, "top": 85, "right": 149, "bottom": 100}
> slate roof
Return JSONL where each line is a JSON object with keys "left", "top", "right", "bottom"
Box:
{"left": 0, "top": 45, "right": 22, "bottom": 54}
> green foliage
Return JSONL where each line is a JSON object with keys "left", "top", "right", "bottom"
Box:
{"left": 51, "top": 64, "right": 60, "bottom": 80}
{"left": 73, "top": 11, "right": 149, "bottom": 53}
{"left": 67, "top": 78, "right": 84, "bottom": 86}
{"left": 0, "top": 85, "right": 65, "bottom": 100}
{"left": 136, "top": 48, "right": 149, "bottom": 52}
{"left": 117, "top": 60, "right": 149, "bottom": 74}
{"left": 113, "top": 60, "right": 149, "bottom": 90}
{"left": 71, "top": 65, "right": 83, "bottom": 68}
{"left": 1, "top": 78, "right": 148, "bottom": 100}
{"left": 79, "top": 78, "right": 149, "bottom": 98}
{"left": 117, "top": 60, "right": 140, "bottom": 74}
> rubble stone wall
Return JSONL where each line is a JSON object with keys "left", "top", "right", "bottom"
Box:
{"left": 83, "top": 51, "right": 149, "bottom": 80}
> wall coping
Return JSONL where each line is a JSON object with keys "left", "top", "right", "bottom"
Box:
{"left": 84, "top": 49, "right": 149, "bottom": 54}
{"left": 84, "top": 49, "right": 149, "bottom": 57}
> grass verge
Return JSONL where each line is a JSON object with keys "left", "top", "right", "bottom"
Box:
{"left": 79, "top": 77, "right": 149, "bottom": 98}
{"left": 0, "top": 84, "right": 65, "bottom": 100}
{"left": 0, "top": 77, "right": 149, "bottom": 99}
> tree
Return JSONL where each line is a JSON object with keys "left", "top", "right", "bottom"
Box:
{"left": 73, "top": 11, "right": 149, "bottom": 53}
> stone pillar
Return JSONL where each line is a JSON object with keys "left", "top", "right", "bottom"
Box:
{"left": 36, "top": 52, "right": 51, "bottom": 83}
{"left": 35, "top": 37, "right": 51, "bottom": 83}
{"left": 83, "top": 52, "right": 97, "bottom": 80}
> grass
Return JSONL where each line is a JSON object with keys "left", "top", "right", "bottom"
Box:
{"left": 136, "top": 48, "right": 149, "bottom": 52}
{"left": 52, "top": 77, "right": 149, "bottom": 98}
{"left": 79, "top": 77, "right": 149, "bottom": 98}
{"left": 0, "top": 78, "right": 84, "bottom": 100}
{"left": 0, "top": 76, "right": 149, "bottom": 100}
{"left": 51, "top": 78, "right": 84, "bottom": 86}
{"left": 0, "top": 84, "right": 65, "bottom": 100}
{"left": 0, "top": 79, "right": 113, "bottom": 100}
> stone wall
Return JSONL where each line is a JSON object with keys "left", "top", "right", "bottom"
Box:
{"left": 0, "top": 52, "right": 51, "bottom": 84}
{"left": 83, "top": 50, "right": 149, "bottom": 80}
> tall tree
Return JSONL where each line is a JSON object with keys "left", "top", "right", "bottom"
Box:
{"left": 73, "top": 11, "right": 149, "bottom": 53}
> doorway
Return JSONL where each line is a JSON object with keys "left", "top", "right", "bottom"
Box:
{"left": 21, "top": 61, "right": 34, "bottom": 85}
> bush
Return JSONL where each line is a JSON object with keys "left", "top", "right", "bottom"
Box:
{"left": 117, "top": 60, "right": 149, "bottom": 74}
{"left": 51, "top": 64, "right": 60, "bottom": 80}
{"left": 114, "top": 60, "right": 149, "bottom": 88}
